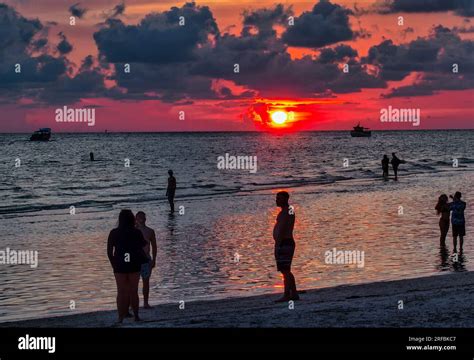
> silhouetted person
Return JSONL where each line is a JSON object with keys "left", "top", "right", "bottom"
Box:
{"left": 273, "top": 191, "right": 299, "bottom": 302}
{"left": 391, "top": 153, "right": 402, "bottom": 181}
{"left": 435, "top": 194, "right": 450, "bottom": 246}
{"left": 107, "top": 210, "right": 148, "bottom": 323}
{"left": 135, "top": 211, "right": 157, "bottom": 309}
{"left": 90, "top": 152, "right": 94, "bottom": 161}
{"left": 382, "top": 155, "right": 389, "bottom": 181}
{"left": 450, "top": 192, "right": 466, "bottom": 253}
{"left": 166, "top": 170, "right": 176, "bottom": 213}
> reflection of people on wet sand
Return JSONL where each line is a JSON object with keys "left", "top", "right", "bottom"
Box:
{"left": 450, "top": 192, "right": 466, "bottom": 253}
{"left": 273, "top": 191, "right": 299, "bottom": 302}
{"left": 166, "top": 170, "right": 176, "bottom": 213}
{"left": 391, "top": 153, "right": 402, "bottom": 181}
{"left": 382, "top": 155, "right": 389, "bottom": 181}
{"left": 107, "top": 210, "right": 148, "bottom": 323}
{"left": 435, "top": 194, "right": 450, "bottom": 246}
{"left": 135, "top": 211, "right": 157, "bottom": 309}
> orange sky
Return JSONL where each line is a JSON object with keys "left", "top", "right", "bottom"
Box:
{"left": 1, "top": 0, "right": 473, "bottom": 132}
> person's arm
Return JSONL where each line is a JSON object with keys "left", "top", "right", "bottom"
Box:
{"left": 150, "top": 230, "right": 157, "bottom": 268}
{"left": 107, "top": 231, "right": 115, "bottom": 267}
{"left": 275, "top": 213, "right": 289, "bottom": 246}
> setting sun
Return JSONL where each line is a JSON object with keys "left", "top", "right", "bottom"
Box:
{"left": 271, "top": 111, "right": 288, "bottom": 125}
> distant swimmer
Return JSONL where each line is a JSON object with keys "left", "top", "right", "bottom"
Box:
{"left": 273, "top": 191, "right": 299, "bottom": 302}
{"left": 391, "top": 153, "right": 403, "bottom": 181}
{"left": 382, "top": 155, "right": 389, "bottom": 181}
{"left": 435, "top": 194, "right": 450, "bottom": 246}
{"left": 450, "top": 192, "right": 466, "bottom": 253}
{"left": 90, "top": 152, "right": 94, "bottom": 161}
{"left": 135, "top": 211, "right": 157, "bottom": 309}
{"left": 166, "top": 170, "right": 177, "bottom": 213}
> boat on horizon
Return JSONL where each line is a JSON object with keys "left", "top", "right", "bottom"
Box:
{"left": 350, "top": 123, "right": 371, "bottom": 137}
{"left": 30, "top": 128, "right": 51, "bottom": 141}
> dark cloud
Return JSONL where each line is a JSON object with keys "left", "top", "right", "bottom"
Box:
{"left": 0, "top": 4, "right": 66, "bottom": 89}
{"left": 69, "top": 3, "right": 87, "bottom": 19}
{"left": 377, "top": 26, "right": 474, "bottom": 97}
{"left": 282, "top": 0, "right": 355, "bottom": 48}
{"left": 242, "top": 4, "right": 293, "bottom": 39}
{"left": 318, "top": 44, "right": 358, "bottom": 63}
{"left": 0, "top": 4, "right": 106, "bottom": 105}
{"left": 97, "top": 2, "right": 382, "bottom": 101}
{"left": 107, "top": 2, "right": 126, "bottom": 19}
{"left": 94, "top": 2, "right": 218, "bottom": 63}
{"left": 377, "top": 0, "right": 474, "bottom": 17}
{"left": 57, "top": 32, "right": 73, "bottom": 54}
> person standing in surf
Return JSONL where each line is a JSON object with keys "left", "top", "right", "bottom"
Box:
{"left": 166, "top": 170, "right": 177, "bottom": 213}
{"left": 135, "top": 211, "right": 157, "bottom": 309}
{"left": 450, "top": 192, "right": 466, "bottom": 253}
{"left": 391, "top": 153, "right": 402, "bottom": 181}
{"left": 273, "top": 191, "right": 299, "bottom": 302}
{"left": 435, "top": 194, "right": 450, "bottom": 246}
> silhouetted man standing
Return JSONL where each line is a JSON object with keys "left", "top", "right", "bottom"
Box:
{"left": 136, "top": 211, "right": 157, "bottom": 309}
{"left": 166, "top": 170, "right": 176, "bottom": 213}
{"left": 391, "top": 153, "right": 402, "bottom": 181}
{"left": 450, "top": 192, "right": 466, "bottom": 253}
{"left": 273, "top": 191, "right": 299, "bottom": 302}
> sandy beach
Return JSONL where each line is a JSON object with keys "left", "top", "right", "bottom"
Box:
{"left": 3, "top": 271, "right": 473, "bottom": 328}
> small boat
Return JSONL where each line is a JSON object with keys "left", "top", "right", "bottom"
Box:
{"left": 30, "top": 128, "right": 51, "bottom": 141}
{"left": 350, "top": 123, "right": 371, "bottom": 137}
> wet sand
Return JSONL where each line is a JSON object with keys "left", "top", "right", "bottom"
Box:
{"left": 3, "top": 271, "right": 473, "bottom": 328}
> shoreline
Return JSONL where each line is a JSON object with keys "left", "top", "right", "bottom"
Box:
{"left": 3, "top": 271, "right": 473, "bottom": 328}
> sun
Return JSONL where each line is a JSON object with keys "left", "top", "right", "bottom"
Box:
{"left": 271, "top": 111, "right": 288, "bottom": 125}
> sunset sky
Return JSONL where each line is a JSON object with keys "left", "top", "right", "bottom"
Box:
{"left": 0, "top": 0, "right": 473, "bottom": 132}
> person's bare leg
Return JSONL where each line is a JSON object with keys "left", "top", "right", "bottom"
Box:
{"left": 453, "top": 236, "right": 458, "bottom": 253}
{"left": 460, "top": 236, "right": 464, "bottom": 252}
{"left": 275, "top": 271, "right": 291, "bottom": 302}
{"left": 143, "top": 277, "right": 151, "bottom": 308}
{"left": 129, "top": 272, "right": 141, "bottom": 321}
{"left": 287, "top": 272, "right": 299, "bottom": 300}
{"left": 114, "top": 273, "right": 128, "bottom": 323}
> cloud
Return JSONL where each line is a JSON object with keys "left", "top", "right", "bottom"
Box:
{"left": 57, "top": 32, "right": 73, "bottom": 54}
{"left": 282, "top": 0, "right": 355, "bottom": 48}
{"left": 376, "top": 26, "right": 474, "bottom": 97}
{"left": 69, "top": 3, "right": 87, "bottom": 19}
{"left": 0, "top": 3, "right": 106, "bottom": 105}
{"left": 377, "top": 0, "right": 474, "bottom": 17}
{"left": 106, "top": 2, "right": 126, "bottom": 19}
{"left": 94, "top": 2, "right": 218, "bottom": 63}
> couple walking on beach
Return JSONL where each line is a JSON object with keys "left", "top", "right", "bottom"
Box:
{"left": 436, "top": 191, "right": 467, "bottom": 253}
{"left": 382, "top": 153, "right": 403, "bottom": 181}
{"left": 106, "top": 190, "right": 299, "bottom": 322}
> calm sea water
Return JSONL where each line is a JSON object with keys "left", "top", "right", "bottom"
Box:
{"left": 0, "top": 131, "right": 473, "bottom": 322}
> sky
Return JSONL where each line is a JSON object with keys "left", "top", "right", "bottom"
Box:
{"left": 0, "top": 0, "right": 473, "bottom": 132}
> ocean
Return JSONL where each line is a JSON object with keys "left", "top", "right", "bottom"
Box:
{"left": 0, "top": 130, "right": 473, "bottom": 322}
